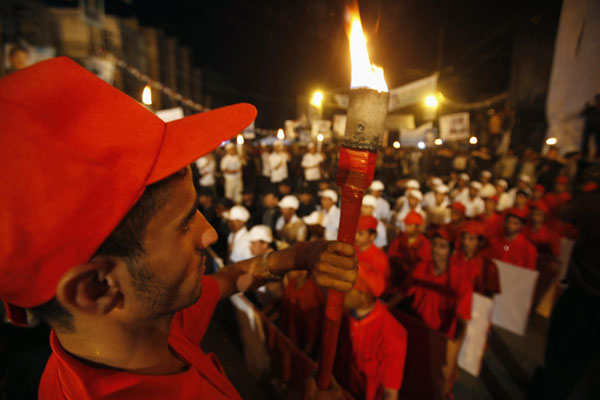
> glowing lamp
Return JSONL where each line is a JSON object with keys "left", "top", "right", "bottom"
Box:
{"left": 142, "top": 85, "right": 152, "bottom": 105}
{"left": 392, "top": 141, "right": 401, "bottom": 149}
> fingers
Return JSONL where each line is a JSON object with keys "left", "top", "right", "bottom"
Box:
{"left": 325, "top": 240, "right": 355, "bottom": 258}
{"left": 313, "top": 272, "right": 355, "bottom": 292}
{"left": 320, "top": 251, "right": 356, "bottom": 271}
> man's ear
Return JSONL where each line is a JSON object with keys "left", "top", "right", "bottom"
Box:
{"left": 56, "top": 257, "right": 124, "bottom": 316}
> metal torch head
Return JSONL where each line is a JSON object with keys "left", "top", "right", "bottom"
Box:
{"left": 342, "top": 88, "right": 389, "bottom": 152}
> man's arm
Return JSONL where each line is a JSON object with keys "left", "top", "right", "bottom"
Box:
{"left": 211, "top": 241, "right": 357, "bottom": 299}
{"left": 383, "top": 388, "right": 399, "bottom": 400}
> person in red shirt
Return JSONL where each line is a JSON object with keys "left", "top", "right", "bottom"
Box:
{"left": 355, "top": 215, "right": 391, "bottom": 282}
{"left": 523, "top": 200, "right": 561, "bottom": 307}
{"left": 532, "top": 184, "right": 545, "bottom": 202}
{"left": 444, "top": 202, "right": 467, "bottom": 248}
{"left": 478, "top": 195, "right": 504, "bottom": 240}
{"left": 453, "top": 221, "right": 501, "bottom": 297}
{"left": 0, "top": 59, "right": 356, "bottom": 400}
{"left": 489, "top": 208, "right": 538, "bottom": 270}
{"left": 341, "top": 261, "right": 407, "bottom": 400}
{"left": 280, "top": 270, "right": 324, "bottom": 355}
{"left": 387, "top": 211, "right": 431, "bottom": 291}
{"left": 544, "top": 176, "right": 578, "bottom": 239}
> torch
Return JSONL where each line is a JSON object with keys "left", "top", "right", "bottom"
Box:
{"left": 316, "top": 4, "right": 389, "bottom": 390}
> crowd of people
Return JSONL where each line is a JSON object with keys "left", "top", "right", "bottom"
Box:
{"left": 190, "top": 136, "right": 597, "bottom": 399}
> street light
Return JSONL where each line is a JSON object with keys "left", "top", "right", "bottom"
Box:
{"left": 469, "top": 136, "right": 478, "bottom": 145}
{"left": 277, "top": 128, "right": 285, "bottom": 140}
{"left": 418, "top": 141, "right": 426, "bottom": 149}
{"left": 546, "top": 137, "right": 557, "bottom": 146}
{"left": 311, "top": 90, "right": 324, "bottom": 108}
{"left": 434, "top": 138, "right": 443, "bottom": 146}
{"left": 393, "top": 140, "right": 401, "bottom": 149}
{"left": 236, "top": 134, "right": 244, "bottom": 145}
{"left": 317, "top": 133, "right": 324, "bottom": 142}
{"left": 425, "top": 94, "right": 438, "bottom": 108}
{"left": 142, "top": 85, "right": 152, "bottom": 105}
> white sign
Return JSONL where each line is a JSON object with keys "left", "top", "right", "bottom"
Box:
{"left": 243, "top": 121, "right": 256, "bottom": 139}
{"left": 332, "top": 115, "right": 347, "bottom": 139}
{"left": 311, "top": 120, "right": 331, "bottom": 139}
{"left": 439, "top": 112, "right": 470, "bottom": 141}
{"left": 388, "top": 74, "right": 438, "bottom": 111}
{"left": 400, "top": 121, "right": 433, "bottom": 146}
{"left": 156, "top": 107, "right": 184, "bottom": 122}
{"left": 492, "top": 260, "right": 539, "bottom": 336}
{"left": 458, "top": 293, "right": 494, "bottom": 376}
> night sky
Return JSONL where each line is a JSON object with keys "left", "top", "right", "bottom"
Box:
{"left": 88, "top": 1, "right": 551, "bottom": 128}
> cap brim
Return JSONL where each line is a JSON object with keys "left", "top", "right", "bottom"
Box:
{"left": 147, "top": 103, "right": 256, "bottom": 184}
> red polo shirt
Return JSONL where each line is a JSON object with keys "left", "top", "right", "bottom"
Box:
{"left": 451, "top": 251, "right": 501, "bottom": 297}
{"left": 387, "top": 233, "right": 431, "bottom": 288}
{"left": 39, "top": 276, "right": 241, "bottom": 400}
{"left": 358, "top": 243, "right": 391, "bottom": 282}
{"left": 348, "top": 301, "right": 407, "bottom": 400}
{"left": 488, "top": 233, "right": 538, "bottom": 270}
{"left": 543, "top": 191, "right": 571, "bottom": 210}
{"left": 407, "top": 260, "right": 473, "bottom": 339}
{"left": 522, "top": 224, "right": 560, "bottom": 258}
{"left": 478, "top": 212, "right": 504, "bottom": 239}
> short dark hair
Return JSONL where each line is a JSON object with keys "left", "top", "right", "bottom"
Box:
{"left": 30, "top": 171, "right": 180, "bottom": 332}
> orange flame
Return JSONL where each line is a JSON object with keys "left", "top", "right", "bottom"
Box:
{"left": 345, "top": 3, "right": 388, "bottom": 92}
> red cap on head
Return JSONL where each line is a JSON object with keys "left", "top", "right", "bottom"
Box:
{"left": 488, "top": 195, "right": 499, "bottom": 203}
{"left": 556, "top": 176, "right": 569, "bottom": 184}
{"left": 0, "top": 58, "right": 257, "bottom": 315}
{"left": 404, "top": 211, "right": 424, "bottom": 225}
{"left": 530, "top": 200, "right": 549, "bottom": 215}
{"left": 533, "top": 184, "right": 545, "bottom": 194}
{"left": 462, "top": 221, "right": 485, "bottom": 236}
{"left": 505, "top": 207, "right": 528, "bottom": 221}
{"left": 357, "top": 215, "right": 378, "bottom": 231}
{"left": 354, "top": 262, "right": 386, "bottom": 297}
{"left": 433, "top": 227, "right": 452, "bottom": 242}
{"left": 451, "top": 202, "right": 466, "bottom": 214}
{"left": 582, "top": 181, "right": 598, "bottom": 192}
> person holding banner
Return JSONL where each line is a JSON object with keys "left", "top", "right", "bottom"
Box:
{"left": 489, "top": 208, "right": 537, "bottom": 270}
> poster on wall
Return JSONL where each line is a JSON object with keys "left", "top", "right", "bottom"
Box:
{"left": 3, "top": 43, "right": 56, "bottom": 73}
{"left": 439, "top": 112, "right": 470, "bottom": 141}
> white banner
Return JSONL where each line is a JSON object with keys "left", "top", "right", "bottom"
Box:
{"left": 439, "top": 112, "right": 470, "bottom": 141}
{"left": 400, "top": 122, "right": 433, "bottom": 146}
{"left": 492, "top": 260, "right": 539, "bottom": 336}
{"left": 156, "top": 107, "right": 184, "bottom": 122}
{"left": 311, "top": 120, "right": 331, "bottom": 140}
{"left": 458, "top": 293, "right": 494, "bottom": 376}
{"left": 388, "top": 74, "right": 438, "bottom": 111}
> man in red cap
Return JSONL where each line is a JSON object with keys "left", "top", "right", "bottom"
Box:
{"left": 543, "top": 176, "right": 572, "bottom": 210}
{"left": 444, "top": 202, "right": 467, "bottom": 248}
{"left": 337, "top": 262, "right": 407, "bottom": 400}
{"left": 387, "top": 211, "right": 431, "bottom": 291}
{"left": 523, "top": 200, "right": 561, "bottom": 306}
{"left": 355, "top": 215, "right": 390, "bottom": 286}
{"left": 478, "top": 195, "right": 504, "bottom": 240}
{"left": 0, "top": 58, "right": 356, "bottom": 399}
{"left": 452, "top": 221, "right": 501, "bottom": 297}
{"left": 489, "top": 208, "right": 537, "bottom": 270}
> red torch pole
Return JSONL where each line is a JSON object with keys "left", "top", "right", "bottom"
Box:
{"left": 317, "top": 88, "right": 389, "bottom": 389}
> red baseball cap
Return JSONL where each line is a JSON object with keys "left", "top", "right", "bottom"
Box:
{"left": 404, "top": 211, "right": 424, "bottom": 225}
{"left": 451, "top": 202, "right": 466, "bottom": 214}
{"left": 357, "top": 215, "right": 378, "bottom": 231}
{"left": 556, "top": 176, "right": 569, "bottom": 184}
{"left": 353, "top": 262, "right": 386, "bottom": 298}
{"left": 0, "top": 57, "right": 256, "bottom": 320}
{"left": 432, "top": 227, "right": 452, "bottom": 242}
{"left": 462, "top": 221, "right": 484, "bottom": 236}
{"left": 533, "top": 184, "right": 545, "bottom": 194}
{"left": 488, "top": 195, "right": 499, "bottom": 203}
{"left": 505, "top": 207, "right": 528, "bottom": 221}
{"left": 529, "top": 200, "right": 549, "bottom": 215}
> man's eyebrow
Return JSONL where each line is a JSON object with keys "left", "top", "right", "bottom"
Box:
{"left": 179, "top": 198, "right": 199, "bottom": 228}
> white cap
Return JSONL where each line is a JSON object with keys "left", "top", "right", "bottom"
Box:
{"left": 496, "top": 179, "right": 508, "bottom": 189}
{"left": 303, "top": 210, "right": 326, "bottom": 226}
{"left": 278, "top": 195, "right": 299, "bottom": 210}
{"left": 321, "top": 189, "right": 338, "bottom": 203}
{"left": 225, "top": 142, "right": 235, "bottom": 150}
{"left": 519, "top": 174, "right": 532, "bottom": 183}
{"left": 224, "top": 205, "right": 250, "bottom": 222}
{"left": 434, "top": 184, "right": 449, "bottom": 194}
{"left": 470, "top": 181, "right": 482, "bottom": 190}
{"left": 459, "top": 173, "right": 470, "bottom": 181}
{"left": 406, "top": 179, "right": 420, "bottom": 190}
{"left": 431, "top": 177, "right": 443, "bottom": 187}
{"left": 481, "top": 170, "right": 492, "bottom": 179}
{"left": 247, "top": 225, "right": 273, "bottom": 243}
{"left": 362, "top": 194, "right": 377, "bottom": 207}
{"left": 369, "top": 180, "right": 385, "bottom": 191}
{"left": 479, "top": 185, "right": 497, "bottom": 198}
{"left": 408, "top": 190, "right": 423, "bottom": 201}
